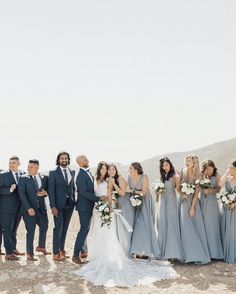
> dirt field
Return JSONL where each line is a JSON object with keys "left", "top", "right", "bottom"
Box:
{"left": 0, "top": 213, "right": 235, "bottom": 294}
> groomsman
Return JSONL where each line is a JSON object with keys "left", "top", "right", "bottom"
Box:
{"left": 0, "top": 156, "right": 25, "bottom": 260}
{"left": 18, "top": 159, "right": 50, "bottom": 261}
{"left": 48, "top": 152, "right": 75, "bottom": 261}
{"left": 73, "top": 155, "right": 104, "bottom": 264}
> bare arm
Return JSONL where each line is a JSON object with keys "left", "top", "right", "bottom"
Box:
{"left": 210, "top": 174, "right": 221, "bottom": 194}
{"left": 189, "top": 185, "right": 200, "bottom": 218}
{"left": 135, "top": 175, "right": 149, "bottom": 196}
{"left": 112, "top": 176, "right": 127, "bottom": 196}
{"left": 173, "top": 174, "right": 180, "bottom": 191}
{"left": 220, "top": 169, "right": 230, "bottom": 187}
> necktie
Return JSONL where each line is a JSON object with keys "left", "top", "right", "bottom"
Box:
{"left": 15, "top": 172, "right": 19, "bottom": 184}
{"left": 63, "top": 169, "right": 68, "bottom": 185}
{"left": 33, "top": 176, "right": 40, "bottom": 191}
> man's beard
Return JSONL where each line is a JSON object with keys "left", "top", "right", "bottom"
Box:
{"left": 60, "top": 162, "right": 68, "bottom": 168}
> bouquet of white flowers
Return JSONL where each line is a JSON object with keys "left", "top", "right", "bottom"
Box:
{"left": 199, "top": 178, "right": 212, "bottom": 189}
{"left": 217, "top": 190, "right": 236, "bottom": 208}
{"left": 129, "top": 190, "right": 143, "bottom": 209}
{"left": 151, "top": 180, "right": 165, "bottom": 201}
{"left": 95, "top": 201, "right": 112, "bottom": 228}
{"left": 180, "top": 183, "right": 196, "bottom": 199}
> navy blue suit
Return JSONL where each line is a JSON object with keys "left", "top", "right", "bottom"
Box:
{"left": 0, "top": 170, "right": 25, "bottom": 254}
{"left": 18, "top": 174, "right": 49, "bottom": 255}
{"left": 48, "top": 166, "right": 75, "bottom": 255}
{"left": 73, "top": 168, "right": 99, "bottom": 257}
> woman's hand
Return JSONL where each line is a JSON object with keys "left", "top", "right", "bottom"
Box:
{"left": 126, "top": 186, "right": 132, "bottom": 193}
{"left": 189, "top": 207, "right": 195, "bottom": 218}
{"left": 108, "top": 177, "right": 115, "bottom": 184}
{"left": 203, "top": 189, "right": 209, "bottom": 195}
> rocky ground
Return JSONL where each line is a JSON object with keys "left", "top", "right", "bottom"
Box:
{"left": 0, "top": 213, "right": 235, "bottom": 294}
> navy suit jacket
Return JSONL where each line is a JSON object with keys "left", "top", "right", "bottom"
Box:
{"left": 48, "top": 166, "right": 75, "bottom": 210}
{"left": 0, "top": 170, "right": 25, "bottom": 214}
{"left": 76, "top": 169, "right": 99, "bottom": 212}
{"left": 18, "top": 174, "right": 48, "bottom": 214}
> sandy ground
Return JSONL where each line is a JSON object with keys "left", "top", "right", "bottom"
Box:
{"left": 0, "top": 212, "right": 235, "bottom": 294}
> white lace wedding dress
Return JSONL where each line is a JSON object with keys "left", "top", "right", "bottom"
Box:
{"left": 74, "top": 180, "right": 177, "bottom": 287}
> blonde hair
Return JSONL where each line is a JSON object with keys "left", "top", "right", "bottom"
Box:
{"left": 182, "top": 154, "right": 200, "bottom": 183}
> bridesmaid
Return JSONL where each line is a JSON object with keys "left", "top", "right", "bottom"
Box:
{"left": 220, "top": 161, "right": 236, "bottom": 263}
{"left": 178, "top": 155, "right": 210, "bottom": 264}
{"left": 107, "top": 164, "right": 134, "bottom": 256}
{"left": 129, "top": 162, "right": 160, "bottom": 259}
{"left": 157, "top": 157, "right": 184, "bottom": 261}
{"left": 200, "top": 160, "right": 223, "bottom": 260}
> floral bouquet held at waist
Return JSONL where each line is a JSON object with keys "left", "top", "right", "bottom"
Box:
{"left": 95, "top": 201, "right": 112, "bottom": 228}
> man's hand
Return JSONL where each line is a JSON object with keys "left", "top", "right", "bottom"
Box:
{"left": 51, "top": 207, "right": 58, "bottom": 216}
{"left": 10, "top": 184, "right": 17, "bottom": 193}
{"left": 28, "top": 208, "right": 35, "bottom": 216}
{"left": 37, "top": 189, "right": 48, "bottom": 197}
{"left": 100, "top": 196, "right": 108, "bottom": 202}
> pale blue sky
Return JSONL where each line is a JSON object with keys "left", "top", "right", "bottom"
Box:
{"left": 0, "top": 1, "right": 235, "bottom": 170}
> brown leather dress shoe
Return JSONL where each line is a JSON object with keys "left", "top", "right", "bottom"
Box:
{"left": 53, "top": 253, "right": 64, "bottom": 261}
{"left": 36, "top": 247, "right": 51, "bottom": 255}
{"left": 0, "top": 249, "right": 5, "bottom": 255}
{"left": 27, "top": 254, "right": 38, "bottom": 261}
{"left": 72, "top": 256, "right": 85, "bottom": 264}
{"left": 80, "top": 252, "right": 88, "bottom": 259}
{"left": 60, "top": 250, "right": 70, "bottom": 259}
{"left": 5, "top": 254, "right": 19, "bottom": 260}
{"left": 13, "top": 249, "right": 25, "bottom": 256}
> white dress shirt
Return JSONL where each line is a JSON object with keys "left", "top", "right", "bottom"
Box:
{"left": 60, "top": 166, "right": 72, "bottom": 183}
{"left": 10, "top": 170, "right": 21, "bottom": 193}
{"left": 34, "top": 173, "right": 42, "bottom": 189}
{"left": 11, "top": 170, "right": 20, "bottom": 184}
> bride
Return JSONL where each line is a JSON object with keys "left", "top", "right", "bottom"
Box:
{"left": 74, "top": 161, "right": 177, "bottom": 287}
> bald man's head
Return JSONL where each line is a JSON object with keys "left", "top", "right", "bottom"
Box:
{"left": 76, "top": 155, "right": 89, "bottom": 168}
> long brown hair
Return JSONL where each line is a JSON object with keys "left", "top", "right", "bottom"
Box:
{"left": 131, "top": 162, "right": 143, "bottom": 175}
{"left": 201, "top": 160, "right": 217, "bottom": 177}
{"left": 95, "top": 161, "right": 108, "bottom": 182}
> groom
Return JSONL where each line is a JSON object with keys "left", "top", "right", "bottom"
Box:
{"left": 72, "top": 155, "right": 106, "bottom": 264}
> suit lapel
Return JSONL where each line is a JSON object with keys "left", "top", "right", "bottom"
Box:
{"left": 29, "top": 176, "right": 38, "bottom": 192}
{"left": 81, "top": 169, "right": 93, "bottom": 186}
{"left": 9, "top": 171, "right": 17, "bottom": 185}
{"left": 57, "top": 166, "right": 67, "bottom": 185}
{"left": 68, "top": 168, "right": 74, "bottom": 185}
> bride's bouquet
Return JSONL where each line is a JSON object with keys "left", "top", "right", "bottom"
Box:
{"left": 129, "top": 190, "right": 143, "bottom": 210}
{"left": 199, "top": 178, "right": 212, "bottom": 189}
{"left": 217, "top": 190, "right": 236, "bottom": 209}
{"left": 180, "top": 183, "right": 196, "bottom": 199}
{"left": 95, "top": 201, "right": 112, "bottom": 228}
{"left": 151, "top": 180, "right": 165, "bottom": 201}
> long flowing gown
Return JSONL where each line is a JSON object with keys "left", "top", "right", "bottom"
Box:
{"left": 157, "top": 177, "right": 185, "bottom": 260}
{"left": 200, "top": 176, "right": 223, "bottom": 259}
{"left": 221, "top": 182, "right": 236, "bottom": 263}
{"left": 179, "top": 176, "right": 210, "bottom": 264}
{"left": 129, "top": 175, "right": 161, "bottom": 258}
{"left": 74, "top": 180, "right": 177, "bottom": 287}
